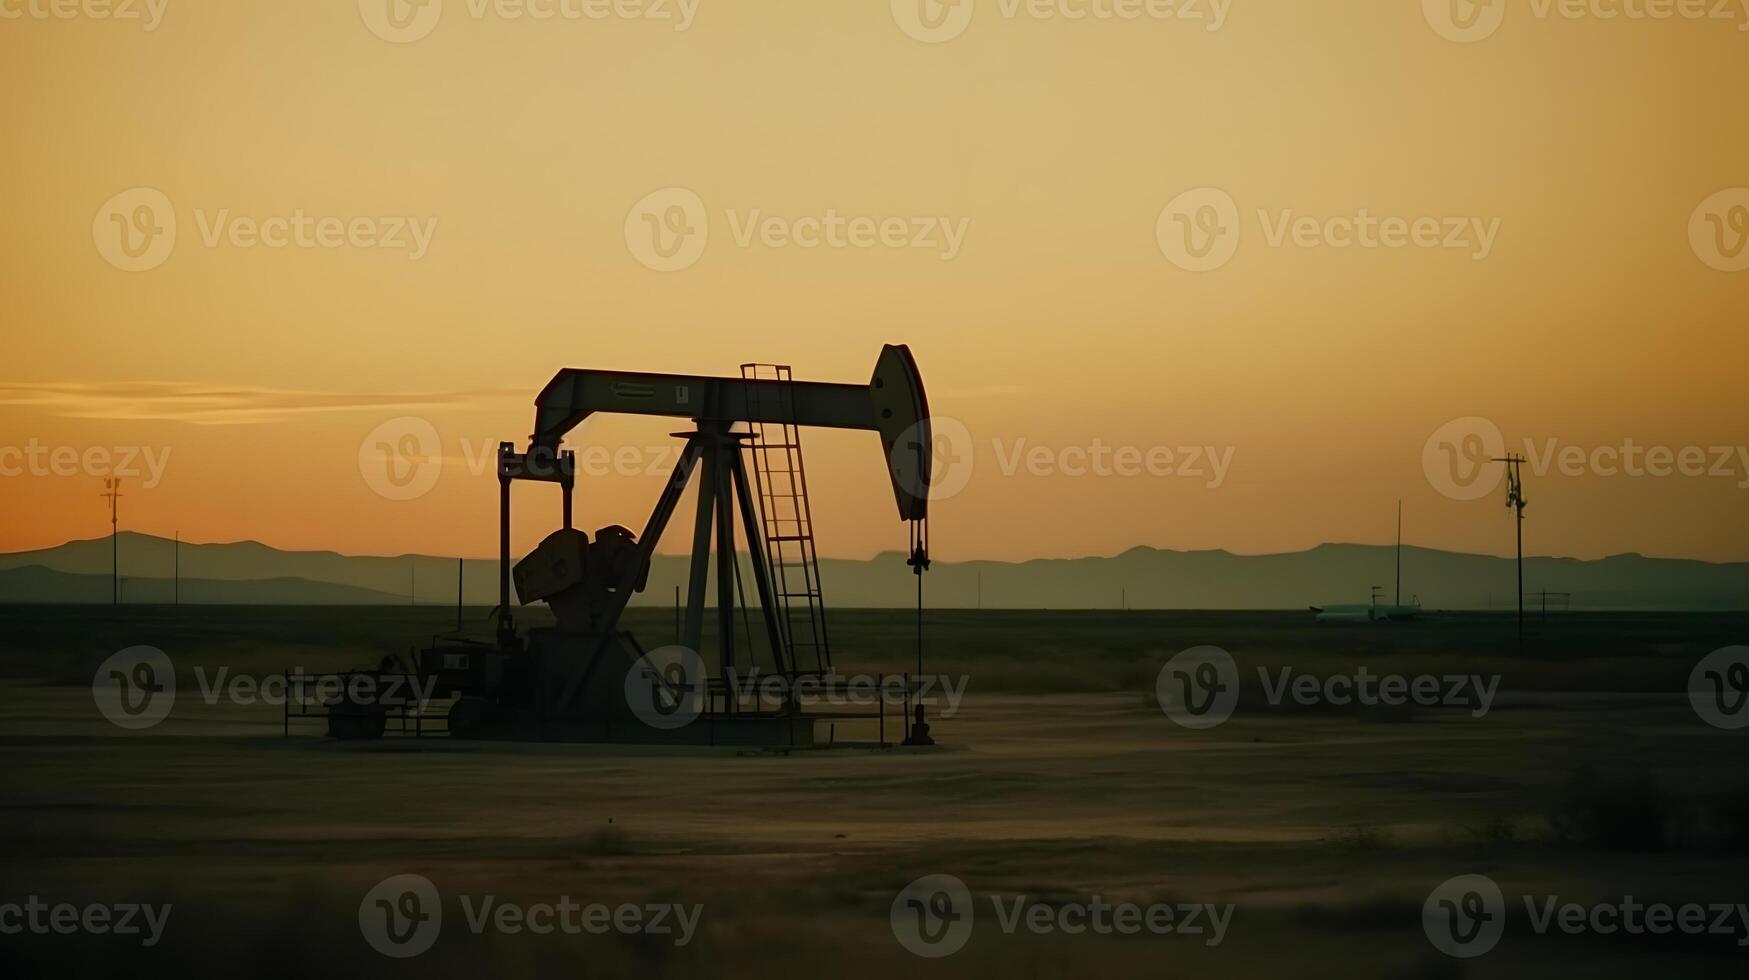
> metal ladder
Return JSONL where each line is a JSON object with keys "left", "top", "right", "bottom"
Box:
{"left": 740, "top": 363, "right": 831, "bottom": 675}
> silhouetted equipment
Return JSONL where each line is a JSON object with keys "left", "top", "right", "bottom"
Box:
{"left": 1531, "top": 590, "right": 1571, "bottom": 622}
{"left": 307, "top": 345, "right": 936, "bottom": 746}
{"left": 1310, "top": 504, "right": 1423, "bottom": 623}
{"left": 905, "top": 703, "right": 934, "bottom": 746}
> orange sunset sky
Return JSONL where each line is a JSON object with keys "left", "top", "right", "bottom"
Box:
{"left": 1, "top": 1, "right": 1746, "bottom": 565}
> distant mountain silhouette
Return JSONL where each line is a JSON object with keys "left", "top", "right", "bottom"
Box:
{"left": 1, "top": 533, "right": 1744, "bottom": 610}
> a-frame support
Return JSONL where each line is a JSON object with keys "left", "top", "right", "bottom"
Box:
{"left": 552, "top": 422, "right": 791, "bottom": 718}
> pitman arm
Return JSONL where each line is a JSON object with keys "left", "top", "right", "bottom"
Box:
{"left": 529, "top": 344, "right": 931, "bottom": 522}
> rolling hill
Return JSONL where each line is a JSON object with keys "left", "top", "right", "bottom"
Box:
{"left": 1, "top": 533, "right": 1744, "bottom": 609}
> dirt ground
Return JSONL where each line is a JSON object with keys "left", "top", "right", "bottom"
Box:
{"left": 1, "top": 606, "right": 1745, "bottom": 977}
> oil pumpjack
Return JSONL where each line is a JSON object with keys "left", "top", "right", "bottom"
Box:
{"left": 385, "top": 344, "right": 935, "bottom": 745}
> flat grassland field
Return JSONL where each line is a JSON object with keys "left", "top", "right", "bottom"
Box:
{"left": 1, "top": 606, "right": 1746, "bottom": 977}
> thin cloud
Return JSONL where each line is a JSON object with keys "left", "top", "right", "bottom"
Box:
{"left": 0, "top": 381, "right": 527, "bottom": 425}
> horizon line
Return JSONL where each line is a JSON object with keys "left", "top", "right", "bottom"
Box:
{"left": 6, "top": 530, "right": 1744, "bottom": 568}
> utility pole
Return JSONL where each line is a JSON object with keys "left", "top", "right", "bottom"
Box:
{"left": 174, "top": 530, "right": 179, "bottom": 608}
{"left": 456, "top": 557, "right": 464, "bottom": 632}
{"left": 409, "top": 557, "right": 416, "bottom": 607}
{"left": 1493, "top": 453, "right": 1529, "bottom": 646}
{"left": 99, "top": 479, "right": 122, "bottom": 605}
{"left": 1395, "top": 500, "right": 1402, "bottom": 607}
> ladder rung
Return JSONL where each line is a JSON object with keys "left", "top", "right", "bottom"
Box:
{"left": 744, "top": 365, "right": 829, "bottom": 670}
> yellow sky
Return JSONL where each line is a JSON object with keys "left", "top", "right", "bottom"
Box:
{"left": 1, "top": 1, "right": 1746, "bottom": 564}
